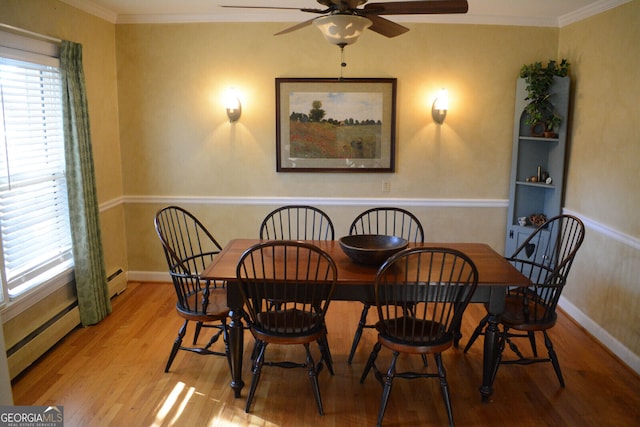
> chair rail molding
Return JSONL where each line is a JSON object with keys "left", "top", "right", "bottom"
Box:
{"left": 120, "top": 195, "right": 508, "bottom": 209}
{"left": 99, "top": 196, "right": 638, "bottom": 250}
{"left": 563, "top": 208, "right": 640, "bottom": 251}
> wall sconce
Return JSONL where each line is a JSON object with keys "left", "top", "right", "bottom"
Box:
{"left": 224, "top": 87, "right": 242, "bottom": 123}
{"left": 432, "top": 88, "right": 449, "bottom": 125}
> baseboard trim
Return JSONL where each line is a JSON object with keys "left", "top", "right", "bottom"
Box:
{"left": 559, "top": 296, "right": 640, "bottom": 375}
{"left": 127, "top": 271, "right": 170, "bottom": 283}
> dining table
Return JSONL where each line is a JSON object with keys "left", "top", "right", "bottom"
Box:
{"left": 200, "top": 238, "right": 531, "bottom": 402}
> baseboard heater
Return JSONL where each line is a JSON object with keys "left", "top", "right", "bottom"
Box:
{"left": 7, "top": 302, "right": 80, "bottom": 379}
{"left": 107, "top": 267, "right": 127, "bottom": 297}
{"left": 7, "top": 267, "right": 127, "bottom": 379}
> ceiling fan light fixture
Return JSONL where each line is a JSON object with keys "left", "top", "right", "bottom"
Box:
{"left": 313, "top": 14, "right": 372, "bottom": 46}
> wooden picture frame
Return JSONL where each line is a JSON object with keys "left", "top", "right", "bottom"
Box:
{"left": 276, "top": 77, "right": 397, "bottom": 172}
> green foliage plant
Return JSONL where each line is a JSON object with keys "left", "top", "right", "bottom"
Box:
{"left": 520, "top": 59, "right": 570, "bottom": 132}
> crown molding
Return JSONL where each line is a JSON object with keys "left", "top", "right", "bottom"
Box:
{"left": 113, "top": 13, "right": 560, "bottom": 27}
{"left": 59, "top": 0, "right": 630, "bottom": 28}
{"left": 559, "top": 0, "right": 632, "bottom": 27}
{"left": 59, "top": 0, "right": 117, "bottom": 24}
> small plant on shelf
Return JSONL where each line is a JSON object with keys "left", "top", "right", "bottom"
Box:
{"left": 520, "top": 59, "right": 569, "bottom": 136}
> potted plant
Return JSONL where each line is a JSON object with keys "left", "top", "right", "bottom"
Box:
{"left": 520, "top": 59, "right": 569, "bottom": 137}
{"left": 544, "top": 114, "right": 562, "bottom": 138}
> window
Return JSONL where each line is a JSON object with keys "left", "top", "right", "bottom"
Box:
{"left": 0, "top": 32, "right": 73, "bottom": 304}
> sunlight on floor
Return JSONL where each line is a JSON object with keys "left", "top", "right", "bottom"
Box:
{"left": 153, "top": 381, "right": 189, "bottom": 426}
{"left": 150, "top": 380, "right": 279, "bottom": 427}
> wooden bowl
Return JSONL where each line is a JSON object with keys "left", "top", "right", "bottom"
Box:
{"left": 338, "top": 234, "right": 408, "bottom": 266}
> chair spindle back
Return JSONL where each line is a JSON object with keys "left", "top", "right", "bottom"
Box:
{"left": 350, "top": 207, "right": 424, "bottom": 243}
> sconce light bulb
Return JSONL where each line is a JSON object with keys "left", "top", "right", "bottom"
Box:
{"left": 435, "top": 89, "right": 449, "bottom": 110}
{"left": 432, "top": 88, "right": 449, "bottom": 125}
{"left": 224, "top": 87, "right": 242, "bottom": 123}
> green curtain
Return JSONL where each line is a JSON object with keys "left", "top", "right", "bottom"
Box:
{"left": 60, "top": 41, "right": 111, "bottom": 326}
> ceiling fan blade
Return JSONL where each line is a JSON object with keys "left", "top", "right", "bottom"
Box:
{"left": 366, "top": 15, "right": 410, "bottom": 38}
{"left": 220, "top": 5, "right": 327, "bottom": 14}
{"left": 274, "top": 18, "right": 317, "bottom": 36}
{"left": 364, "top": 0, "right": 469, "bottom": 15}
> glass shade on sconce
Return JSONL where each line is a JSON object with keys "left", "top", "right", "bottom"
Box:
{"left": 432, "top": 88, "right": 448, "bottom": 124}
{"left": 224, "top": 88, "right": 241, "bottom": 122}
{"left": 313, "top": 14, "right": 372, "bottom": 46}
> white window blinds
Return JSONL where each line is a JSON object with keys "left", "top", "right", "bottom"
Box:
{"left": 0, "top": 56, "right": 73, "bottom": 298}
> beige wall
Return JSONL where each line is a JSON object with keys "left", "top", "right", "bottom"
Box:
{"left": 0, "top": 0, "right": 638, "bottom": 374}
{"left": 117, "top": 22, "right": 556, "bottom": 201}
{"left": 558, "top": 2, "right": 640, "bottom": 359}
{"left": 116, "top": 22, "right": 557, "bottom": 272}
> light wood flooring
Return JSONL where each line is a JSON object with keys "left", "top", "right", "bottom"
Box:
{"left": 11, "top": 281, "right": 640, "bottom": 426}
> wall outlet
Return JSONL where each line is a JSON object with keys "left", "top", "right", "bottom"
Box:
{"left": 382, "top": 181, "right": 391, "bottom": 193}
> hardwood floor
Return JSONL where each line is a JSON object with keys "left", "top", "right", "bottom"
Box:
{"left": 11, "top": 281, "right": 640, "bottom": 426}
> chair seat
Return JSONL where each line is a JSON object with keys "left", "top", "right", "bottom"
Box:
{"left": 256, "top": 309, "right": 322, "bottom": 335}
{"left": 176, "top": 289, "right": 229, "bottom": 321}
{"left": 376, "top": 317, "right": 452, "bottom": 354}
{"left": 377, "top": 317, "right": 446, "bottom": 342}
{"left": 500, "top": 293, "right": 557, "bottom": 331}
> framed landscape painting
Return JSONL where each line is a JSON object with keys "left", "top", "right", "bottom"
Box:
{"left": 276, "top": 78, "right": 397, "bottom": 172}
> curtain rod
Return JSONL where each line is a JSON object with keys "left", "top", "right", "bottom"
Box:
{"left": 0, "top": 23, "right": 62, "bottom": 44}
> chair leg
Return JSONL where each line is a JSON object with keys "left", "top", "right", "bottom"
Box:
{"left": 376, "top": 351, "right": 398, "bottom": 427}
{"left": 317, "top": 334, "right": 334, "bottom": 376}
{"left": 245, "top": 340, "right": 266, "bottom": 413}
{"left": 193, "top": 321, "right": 203, "bottom": 345}
{"left": 221, "top": 321, "right": 232, "bottom": 375}
{"left": 435, "top": 353, "right": 454, "bottom": 427}
{"left": 544, "top": 331, "right": 565, "bottom": 387}
{"left": 491, "top": 328, "right": 508, "bottom": 384}
{"left": 463, "top": 313, "right": 489, "bottom": 353}
{"left": 250, "top": 337, "right": 260, "bottom": 361}
{"left": 452, "top": 307, "right": 463, "bottom": 348}
{"left": 305, "top": 343, "right": 324, "bottom": 415}
{"left": 360, "top": 342, "right": 382, "bottom": 383}
{"left": 528, "top": 331, "right": 538, "bottom": 357}
{"left": 348, "top": 303, "right": 371, "bottom": 364}
{"left": 165, "top": 320, "right": 188, "bottom": 373}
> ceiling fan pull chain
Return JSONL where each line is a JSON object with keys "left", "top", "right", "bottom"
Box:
{"left": 340, "top": 45, "right": 347, "bottom": 79}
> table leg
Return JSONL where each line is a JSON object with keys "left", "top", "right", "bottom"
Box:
{"left": 228, "top": 307, "right": 244, "bottom": 398}
{"left": 480, "top": 312, "right": 499, "bottom": 402}
{"left": 479, "top": 287, "right": 505, "bottom": 402}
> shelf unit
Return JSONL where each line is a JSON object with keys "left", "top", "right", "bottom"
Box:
{"left": 504, "top": 76, "right": 570, "bottom": 257}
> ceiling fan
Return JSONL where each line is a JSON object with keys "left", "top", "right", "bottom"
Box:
{"left": 222, "top": 1, "right": 469, "bottom": 47}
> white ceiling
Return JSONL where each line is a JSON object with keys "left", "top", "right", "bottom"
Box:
{"left": 60, "top": 0, "right": 628, "bottom": 27}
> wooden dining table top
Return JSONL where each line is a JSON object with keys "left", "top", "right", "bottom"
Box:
{"left": 201, "top": 238, "right": 529, "bottom": 287}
